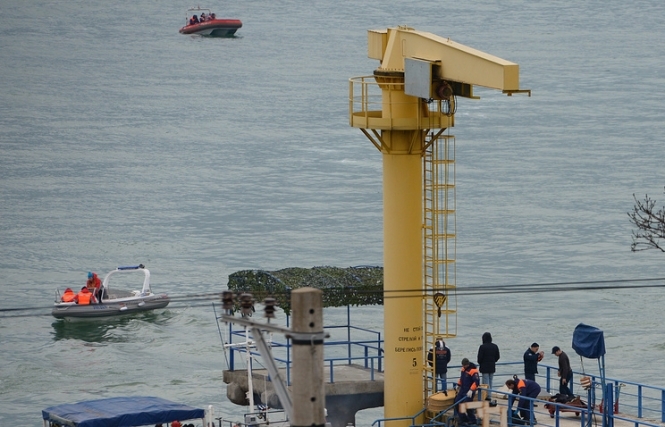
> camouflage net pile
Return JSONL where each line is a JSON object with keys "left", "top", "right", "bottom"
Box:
{"left": 227, "top": 266, "right": 383, "bottom": 315}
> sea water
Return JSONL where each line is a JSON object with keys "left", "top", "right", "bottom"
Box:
{"left": 1, "top": 0, "right": 664, "bottom": 425}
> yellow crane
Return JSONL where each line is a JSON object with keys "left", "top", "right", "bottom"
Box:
{"left": 348, "top": 26, "right": 529, "bottom": 425}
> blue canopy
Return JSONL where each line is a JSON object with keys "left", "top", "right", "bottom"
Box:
{"left": 572, "top": 323, "right": 606, "bottom": 359}
{"left": 42, "top": 396, "right": 205, "bottom": 427}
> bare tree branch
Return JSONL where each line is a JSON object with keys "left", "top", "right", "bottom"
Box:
{"left": 628, "top": 187, "right": 665, "bottom": 252}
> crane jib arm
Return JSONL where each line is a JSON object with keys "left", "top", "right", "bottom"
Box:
{"left": 368, "top": 27, "right": 528, "bottom": 94}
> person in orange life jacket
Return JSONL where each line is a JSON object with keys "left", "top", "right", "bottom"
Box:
{"left": 454, "top": 358, "right": 480, "bottom": 425}
{"left": 74, "top": 286, "right": 97, "bottom": 305}
{"left": 86, "top": 271, "right": 102, "bottom": 302}
{"left": 189, "top": 15, "right": 199, "bottom": 25}
{"left": 427, "top": 338, "right": 451, "bottom": 394}
{"left": 61, "top": 288, "right": 76, "bottom": 302}
{"left": 506, "top": 376, "right": 541, "bottom": 422}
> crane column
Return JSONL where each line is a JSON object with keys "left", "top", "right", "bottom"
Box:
{"left": 349, "top": 26, "right": 529, "bottom": 426}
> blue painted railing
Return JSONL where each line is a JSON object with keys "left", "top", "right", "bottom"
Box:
{"left": 371, "top": 408, "right": 428, "bottom": 427}
{"left": 372, "top": 386, "right": 665, "bottom": 427}
{"left": 490, "top": 361, "right": 665, "bottom": 423}
{"left": 222, "top": 308, "right": 383, "bottom": 385}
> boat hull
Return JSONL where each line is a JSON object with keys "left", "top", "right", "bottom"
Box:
{"left": 179, "top": 19, "right": 242, "bottom": 37}
{"left": 52, "top": 294, "right": 170, "bottom": 320}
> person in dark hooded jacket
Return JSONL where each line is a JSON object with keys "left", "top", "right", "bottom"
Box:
{"left": 477, "top": 332, "right": 500, "bottom": 390}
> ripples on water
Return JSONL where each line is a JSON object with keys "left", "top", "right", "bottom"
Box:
{"left": 1, "top": 0, "right": 665, "bottom": 425}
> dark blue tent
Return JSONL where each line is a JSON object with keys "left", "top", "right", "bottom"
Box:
{"left": 572, "top": 323, "right": 606, "bottom": 359}
{"left": 42, "top": 396, "right": 205, "bottom": 427}
{"left": 572, "top": 324, "right": 613, "bottom": 427}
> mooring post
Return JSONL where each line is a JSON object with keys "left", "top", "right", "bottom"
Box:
{"left": 291, "top": 287, "right": 326, "bottom": 427}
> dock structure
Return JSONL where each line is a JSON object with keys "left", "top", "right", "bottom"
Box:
{"left": 217, "top": 301, "right": 665, "bottom": 427}
{"left": 223, "top": 363, "right": 665, "bottom": 427}
{"left": 223, "top": 360, "right": 665, "bottom": 427}
{"left": 224, "top": 364, "right": 384, "bottom": 427}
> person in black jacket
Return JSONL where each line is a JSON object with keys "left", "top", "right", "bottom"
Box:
{"left": 427, "top": 338, "right": 451, "bottom": 393}
{"left": 523, "top": 342, "right": 544, "bottom": 381}
{"left": 477, "top": 332, "right": 500, "bottom": 390}
{"left": 552, "top": 346, "right": 574, "bottom": 397}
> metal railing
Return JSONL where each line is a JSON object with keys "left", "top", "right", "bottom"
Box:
{"left": 221, "top": 306, "right": 383, "bottom": 385}
{"left": 490, "top": 362, "right": 665, "bottom": 423}
{"left": 348, "top": 75, "right": 454, "bottom": 132}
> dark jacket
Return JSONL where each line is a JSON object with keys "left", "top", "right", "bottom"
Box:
{"left": 427, "top": 341, "right": 451, "bottom": 375}
{"left": 558, "top": 351, "right": 572, "bottom": 378}
{"left": 524, "top": 348, "right": 540, "bottom": 376}
{"left": 457, "top": 363, "right": 480, "bottom": 394}
{"left": 513, "top": 378, "right": 542, "bottom": 398}
{"left": 477, "top": 332, "right": 500, "bottom": 374}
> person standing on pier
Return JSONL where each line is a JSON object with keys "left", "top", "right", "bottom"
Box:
{"left": 477, "top": 332, "right": 500, "bottom": 390}
{"left": 427, "top": 338, "right": 451, "bottom": 394}
{"left": 552, "top": 346, "right": 574, "bottom": 397}
{"left": 523, "top": 342, "right": 544, "bottom": 381}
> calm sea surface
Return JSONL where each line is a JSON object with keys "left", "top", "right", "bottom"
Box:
{"left": 1, "top": 0, "right": 665, "bottom": 425}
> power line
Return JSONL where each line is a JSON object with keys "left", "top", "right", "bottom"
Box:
{"left": 1, "top": 276, "right": 664, "bottom": 319}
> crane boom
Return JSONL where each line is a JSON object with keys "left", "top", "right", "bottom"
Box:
{"left": 369, "top": 26, "right": 526, "bottom": 93}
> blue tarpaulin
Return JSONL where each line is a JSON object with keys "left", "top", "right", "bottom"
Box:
{"left": 572, "top": 323, "right": 606, "bottom": 359}
{"left": 42, "top": 396, "right": 205, "bottom": 427}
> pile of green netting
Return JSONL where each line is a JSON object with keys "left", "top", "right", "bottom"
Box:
{"left": 227, "top": 266, "right": 383, "bottom": 315}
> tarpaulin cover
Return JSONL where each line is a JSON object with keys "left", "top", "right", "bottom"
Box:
{"left": 42, "top": 396, "right": 205, "bottom": 427}
{"left": 572, "top": 323, "right": 606, "bottom": 359}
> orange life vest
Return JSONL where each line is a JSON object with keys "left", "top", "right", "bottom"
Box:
{"left": 467, "top": 367, "right": 480, "bottom": 391}
{"left": 517, "top": 379, "right": 526, "bottom": 391}
{"left": 62, "top": 289, "right": 76, "bottom": 302}
{"left": 77, "top": 290, "right": 93, "bottom": 305}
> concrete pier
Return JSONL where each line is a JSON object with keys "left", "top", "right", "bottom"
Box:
{"left": 223, "top": 364, "right": 384, "bottom": 427}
